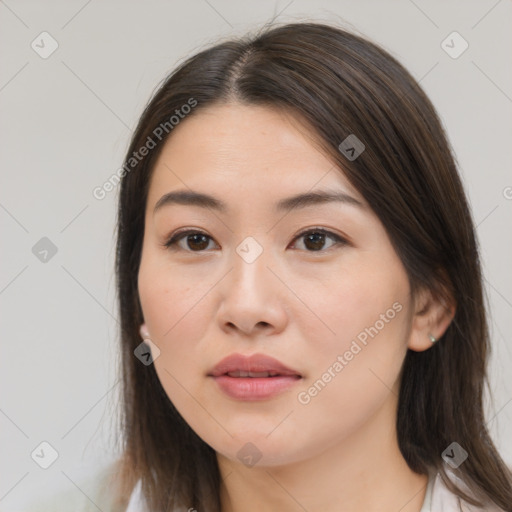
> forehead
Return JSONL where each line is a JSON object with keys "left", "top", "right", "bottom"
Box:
{"left": 147, "top": 103, "right": 363, "bottom": 205}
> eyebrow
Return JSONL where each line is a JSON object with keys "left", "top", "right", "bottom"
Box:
{"left": 153, "top": 188, "right": 364, "bottom": 215}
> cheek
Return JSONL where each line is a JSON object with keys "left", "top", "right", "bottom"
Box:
{"left": 138, "top": 251, "right": 212, "bottom": 340}
{"left": 302, "top": 256, "right": 409, "bottom": 361}
{"left": 291, "top": 303, "right": 410, "bottom": 458}
{"left": 138, "top": 262, "right": 212, "bottom": 422}
{"left": 293, "top": 256, "right": 411, "bottom": 427}
{"left": 137, "top": 256, "right": 219, "bottom": 403}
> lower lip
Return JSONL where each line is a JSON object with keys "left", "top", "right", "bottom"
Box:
{"left": 210, "top": 375, "right": 301, "bottom": 401}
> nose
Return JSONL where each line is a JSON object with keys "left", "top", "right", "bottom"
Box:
{"left": 216, "top": 240, "right": 288, "bottom": 337}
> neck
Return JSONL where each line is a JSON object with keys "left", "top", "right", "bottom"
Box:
{"left": 217, "top": 393, "right": 429, "bottom": 512}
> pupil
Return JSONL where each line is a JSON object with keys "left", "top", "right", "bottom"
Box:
{"left": 305, "top": 233, "right": 325, "bottom": 251}
{"left": 188, "top": 234, "right": 209, "bottom": 251}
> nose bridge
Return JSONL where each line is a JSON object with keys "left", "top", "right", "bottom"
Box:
{"left": 230, "top": 234, "right": 271, "bottom": 293}
{"left": 218, "top": 232, "right": 286, "bottom": 321}
{"left": 215, "top": 229, "right": 290, "bottom": 336}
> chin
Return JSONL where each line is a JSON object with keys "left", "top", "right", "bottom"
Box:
{"left": 208, "top": 430, "right": 314, "bottom": 469}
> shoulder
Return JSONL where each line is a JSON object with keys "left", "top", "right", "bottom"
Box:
{"left": 428, "top": 468, "right": 508, "bottom": 512}
{"left": 25, "top": 459, "right": 129, "bottom": 512}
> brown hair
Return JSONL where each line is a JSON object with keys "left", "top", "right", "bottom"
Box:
{"left": 113, "top": 21, "right": 512, "bottom": 511}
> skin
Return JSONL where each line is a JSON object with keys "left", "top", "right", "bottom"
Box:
{"left": 137, "top": 103, "right": 455, "bottom": 512}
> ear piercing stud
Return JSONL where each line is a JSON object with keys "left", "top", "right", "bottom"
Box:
{"left": 428, "top": 333, "right": 437, "bottom": 344}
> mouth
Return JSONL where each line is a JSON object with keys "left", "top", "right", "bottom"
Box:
{"left": 208, "top": 353, "right": 302, "bottom": 401}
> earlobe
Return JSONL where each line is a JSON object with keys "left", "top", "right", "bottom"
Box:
{"left": 139, "top": 323, "right": 150, "bottom": 340}
{"left": 408, "top": 288, "right": 456, "bottom": 352}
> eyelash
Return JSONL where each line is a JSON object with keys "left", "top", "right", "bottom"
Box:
{"left": 162, "top": 227, "right": 348, "bottom": 253}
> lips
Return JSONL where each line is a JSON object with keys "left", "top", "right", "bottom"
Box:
{"left": 208, "top": 353, "right": 302, "bottom": 378}
{"left": 208, "top": 353, "right": 302, "bottom": 401}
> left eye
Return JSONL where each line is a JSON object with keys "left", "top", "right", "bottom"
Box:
{"left": 163, "top": 228, "right": 347, "bottom": 253}
{"left": 291, "top": 228, "right": 347, "bottom": 252}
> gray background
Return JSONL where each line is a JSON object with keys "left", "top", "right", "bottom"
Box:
{"left": 1, "top": 0, "right": 511, "bottom": 508}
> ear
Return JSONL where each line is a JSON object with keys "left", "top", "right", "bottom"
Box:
{"left": 139, "top": 322, "right": 150, "bottom": 340}
{"left": 408, "top": 287, "right": 456, "bottom": 352}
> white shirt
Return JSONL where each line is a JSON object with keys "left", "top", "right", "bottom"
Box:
{"left": 125, "top": 469, "right": 504, "bottom": 511}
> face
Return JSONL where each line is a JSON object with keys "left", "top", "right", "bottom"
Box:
{"left": 137, "top": 103, "right": 415, "bottom": 467}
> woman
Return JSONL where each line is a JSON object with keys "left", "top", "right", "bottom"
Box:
{"left": 109, "top": 21, "right": 512, "bottom": 512}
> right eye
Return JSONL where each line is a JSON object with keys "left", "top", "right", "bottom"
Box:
{"left": 163, "top": 230, "right": 218, "bottom": 252}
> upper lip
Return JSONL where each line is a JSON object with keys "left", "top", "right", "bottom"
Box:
{"left": 209, "top": 353, "right": 302, "bottom": 377}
